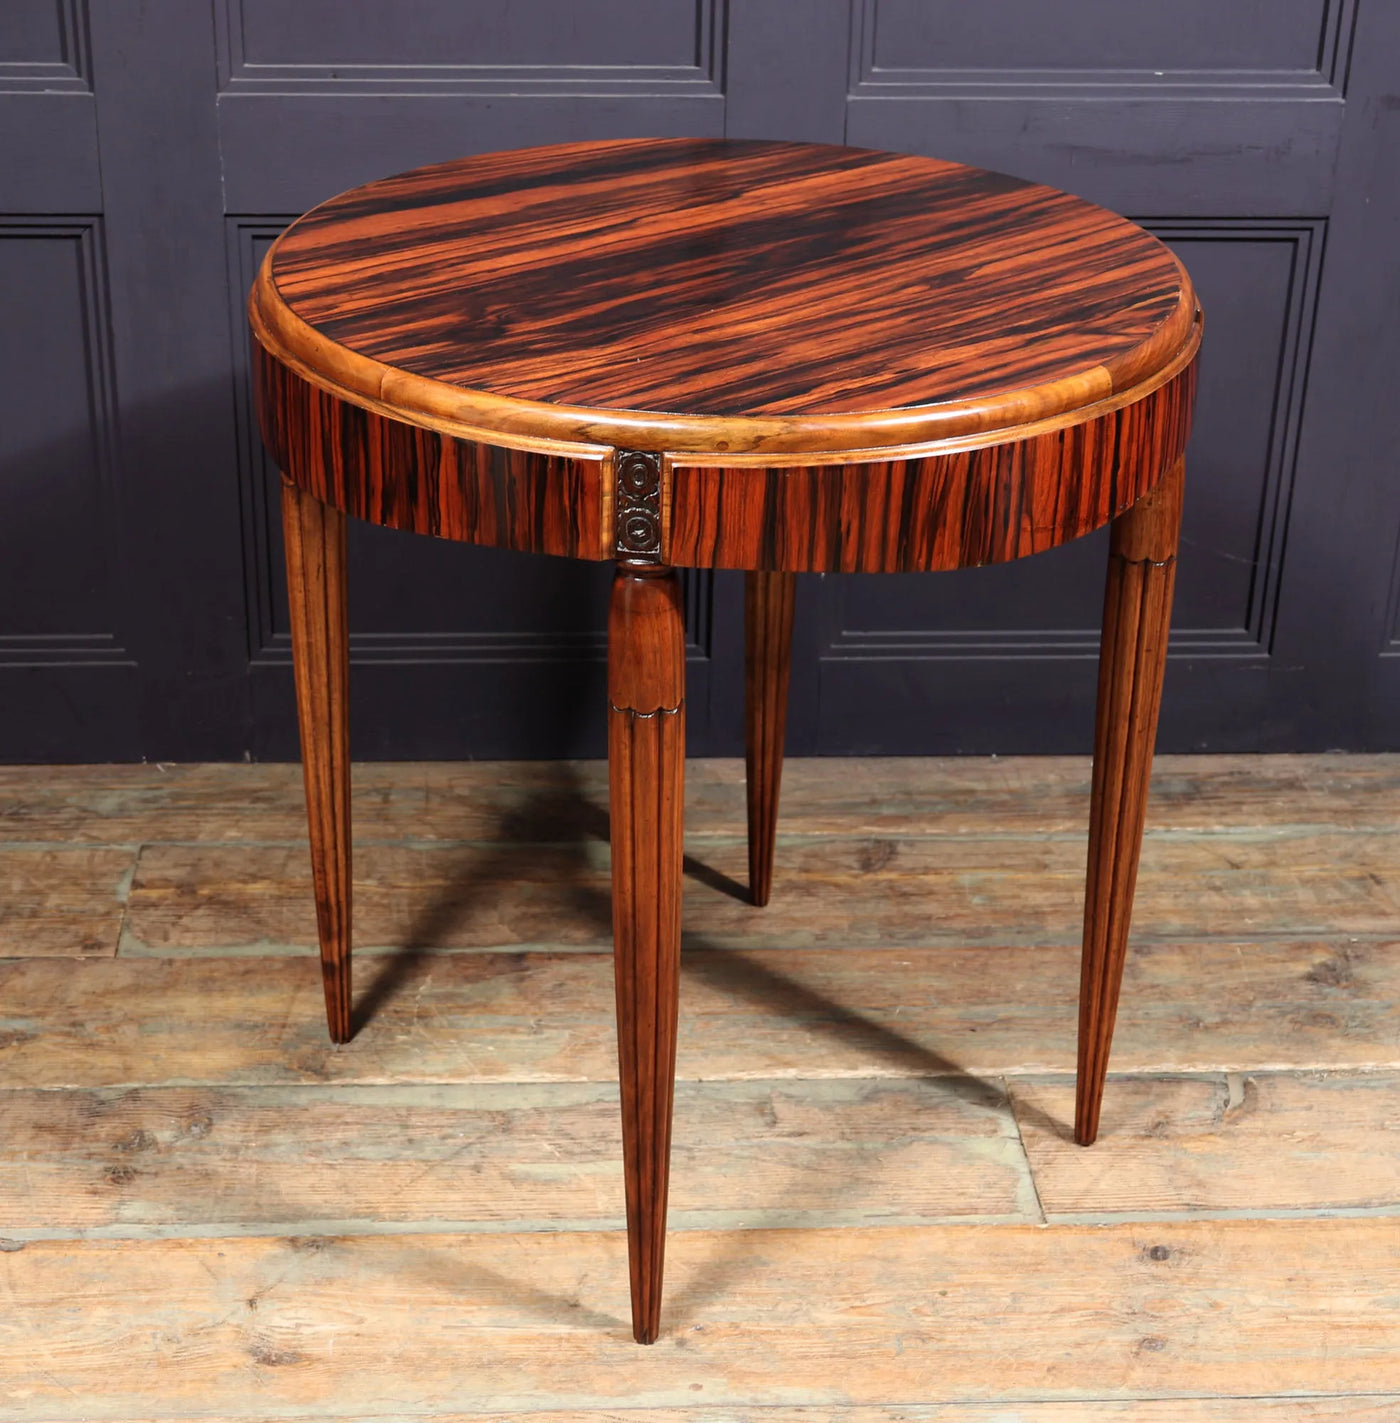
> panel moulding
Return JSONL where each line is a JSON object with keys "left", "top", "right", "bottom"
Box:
{"left": 824, "top": 218, "right": 1327, "bottom": 664}
{"left": 822, "top": 627, "right": 1261, "bottom": 662}
{"left": 847, "top": 0, "right": 1359, "bottom": 101}
{"left": 0, "top": 634, "right": 132, "bottom": 668}
{"left": 1154, "top": 218, "right": 1326, "bottom": 658}
{"left": 0, "top": 216, "right": 131, "bottom": 665}
{"left": 253, "top": 601, "right": 712, "bottom": 666}
{"left": 0, "top": 0, "right": 91, "bottom": 91}
{"left": 214, "top": 0, "right": 727, "bottom": 97}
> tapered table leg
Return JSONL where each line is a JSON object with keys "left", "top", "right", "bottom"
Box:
{"left": 745, "top": 570, "right": 796, "bottom": 907}
{"left": 608, "top": 563, "right": 685, "bottom": 1345}
{"left": 1076, "top": 459, "right": 1184, "bottom": 1146}
{"left": 281, "top": 476, "right": 353, "bottom": 1044}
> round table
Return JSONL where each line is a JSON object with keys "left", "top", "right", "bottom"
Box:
{"left": 250, "top": 138, "right": 1201, "bottom": 1344}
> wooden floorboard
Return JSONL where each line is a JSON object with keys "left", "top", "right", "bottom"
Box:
{"left": 0, "top": 756, "right": 1397, "bottom": 1413}
{"left": 10, "top": 1070, "right": 1400, "bottom": 1239}
{"left": 1015, "top": 1070, "right": 1400, "bottom": 1218}
{"left": 2, "top": 1220, "right": 1397, "bottom": 1417}
{"left": 3, "top": 938, "right": 1397, "bottom": 1089}
{"left": 5, "top": 753, "right": 1400, "bottom": 843}
{"left": 118, "top": 829, "right": 1400, "bottom": 954}
{"left": 102, "top": 1407, "right": 1400, "bottom": 1423}
{"left": 0, "top": 845, "right": 135, "bottom": 957}
{"left": 0, "top": 1078, "right": 1035, "bottom": 1236}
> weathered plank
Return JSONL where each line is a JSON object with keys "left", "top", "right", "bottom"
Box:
{"left": 101, "top": 1406, "right": 1400, "bottom": 1423}
{"left": 0, "top": 847, "right": 135, "bottom": 958}
{"left": 0, "top": 1078, "right": 1035, "bottom": 1235}
{"left": 123, "top": 841, "right": 617, "bottom": 953}
{"left": 121, "top": 830, "right": 1400, "bottom": 954}
{"left": 1015, "top": 1070, "right": 1400, "bottom": 1218}
{"left": 1, "top": 941, "right": 1395, "bottom": 1090}
{"left": 0, "top": 762, "right": 610, "bottom": 846}
{"left": 1, "top": 758, "right": 1398, "bottom": 1419}
{"left": 5, "top": 755, "right": 1400, "bottom": 845}
{"left": 1, "top": 1220, "right": 1396, "bottom": 1416}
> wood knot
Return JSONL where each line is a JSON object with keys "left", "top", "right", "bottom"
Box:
{"left": 248, "top": 1342, "right": 305, "bottom": 1368}
{"left": 284, "top": 1235, "right": 332, "bottom": 1252}
{"left": 1304, "top": 952, "right": 1357, "bottom": 989}
{"left": 855, "top": 840, "right": 898, "bottom": 873}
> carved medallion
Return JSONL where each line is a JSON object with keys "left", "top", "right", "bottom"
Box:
{"left": 614, "top": 450, "right": 662, "bottom": 562}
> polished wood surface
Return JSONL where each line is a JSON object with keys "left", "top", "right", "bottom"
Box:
{"left": 255, "top": 328, "right": 1194, "bottom": 571}
{"left": 280, "top": 478, "right": 353, "bottom": 1044}
{"left": 256, "top": 350, "right": 609, "bottom": 561}
{"left": 606, "top": 566, "right": 685, "bottom": 1344}
{"left": 668, "top": 359, "right": 1194, "bottom": 571}
{"left": 248, "top": 138, "right": 1203, "bottom": 1342}
{"left": 253, "top": 139, "right": 1195, "bottom": 455}
{"left": 252, "top": 143, "right": 1198, "bottom": 570}
{"left": 745, "top": 570, "right": 796, "bottom": 906}
{"left": 1077, "top": 459, "right": 1185, "bottom": 1145}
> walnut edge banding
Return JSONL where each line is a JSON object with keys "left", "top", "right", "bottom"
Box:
{"left": 251, "top": 251, "right": 1199, "bottom": 461}
{"left": 664, "top": 316, "right": 1200, "bottom": 472}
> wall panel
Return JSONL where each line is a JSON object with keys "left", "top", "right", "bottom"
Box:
{"left": 220, "top": 0, "right": 723, "bottom": 82}
{"left": 0, "top": 219, "right": 138, "bottom": 755}
{"left": 856, "top": 0, "right": 1355, "bottom": 87}
{"left": 0, "top": 0, "right": 1394, "bottom": 757}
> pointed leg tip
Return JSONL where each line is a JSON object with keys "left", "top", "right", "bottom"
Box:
{"left": 633, "top": 1322, "right": 660, "bottom": 1345}
{"left": 1074, "top": 1121, "right": 1099, "bottom": 1148}
{"left": 321, "top": 965, "right": 353, "bottom": 1043}
{"left": 750, "top": 884, "right": 771, "bottom": 908}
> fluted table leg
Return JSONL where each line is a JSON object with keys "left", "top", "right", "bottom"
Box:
{"left": 281, "top": 476, "right": 353, "bottom": 1044}
{"left": 1076, "top": 459, "right": 1184, "bottom": 1146}
{"left": 745, "top": 570, "right": 796, "bottom": 907}
{"left": 608, "top": 563, "right": 685, "bottom": 1344}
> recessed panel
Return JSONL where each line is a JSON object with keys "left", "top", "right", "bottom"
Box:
{"left": 0, "top": 227, "right": 116, "bottom": 641}
{"left": 1165, "top": 232, "right": 1304, "bottom": 633}
{"left": 0, "top": 0, "right": 66, "bottom": 64}
{"left": 235, "top": 0, "right": 706, "bottom": 70}
{"left": 219, "top": 96, "right": 726, "bottom": 216}
{"left": 826, "top": 227, "right": 1312, "bottom": 648}
{"left": 867, "top": 0, "right": 1329, "bottom": 74}
{"left": 282, "top": 521, "right": 614, "bottom": 651}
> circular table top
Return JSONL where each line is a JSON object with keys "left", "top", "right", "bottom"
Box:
{"left": 252, "top": 138, "right": 1199, "bottom": 456}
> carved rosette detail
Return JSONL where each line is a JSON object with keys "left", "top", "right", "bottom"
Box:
{"left": 615, "top": 450, "right": 663, "bottom": 562}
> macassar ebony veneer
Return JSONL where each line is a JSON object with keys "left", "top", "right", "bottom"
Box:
{"left": 251, "top": 138, "right": 1202, "bottom": 1344}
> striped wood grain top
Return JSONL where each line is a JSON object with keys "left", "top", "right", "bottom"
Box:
{"left": 252, "top": 138, "right": 1200, "bottom": 457}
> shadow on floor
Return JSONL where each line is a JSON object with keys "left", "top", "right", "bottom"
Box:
{"left": 351, "top": 764, "right": 752, "bottom": 1035}
{"left": 347, "top": 759, "right": 1070, "bottom": 1329}
{"left": 663, "top": 935, "right": 1064, "bottom": 1327}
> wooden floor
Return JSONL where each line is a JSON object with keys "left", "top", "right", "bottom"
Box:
{"left": 1, "top": 754, "right": 1398, "bottom": 1419}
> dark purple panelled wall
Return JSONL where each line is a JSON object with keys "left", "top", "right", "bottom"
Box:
{"left": 2, "top": 1, "right": 1397, "bottom": 759}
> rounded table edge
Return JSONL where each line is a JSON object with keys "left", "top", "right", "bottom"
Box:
{"left": 250, "top": 244, "right": 1201, "bottom": 462}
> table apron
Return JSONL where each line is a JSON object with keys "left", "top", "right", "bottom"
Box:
{"left": 666, "top": 361, "right": 1196, "bottom": 573}
{"left": 256, "top": 343, "right": 1195, "bottom": 574}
